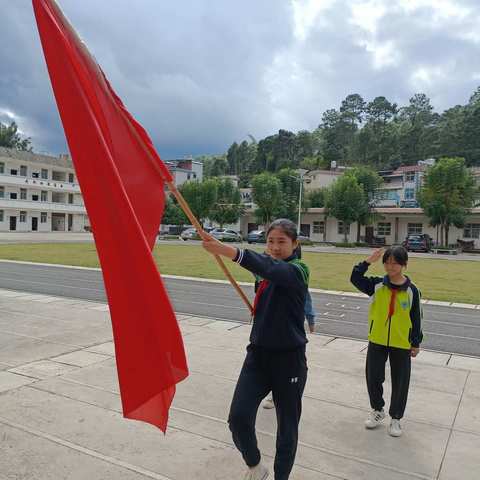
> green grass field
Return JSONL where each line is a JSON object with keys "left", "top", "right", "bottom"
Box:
{"left": 0, "top": 243, "right": 478, "bottom": 304}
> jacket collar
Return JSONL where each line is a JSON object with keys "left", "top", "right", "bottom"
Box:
{"left": 383, "top": 275, "right": 411, "bottom": 291}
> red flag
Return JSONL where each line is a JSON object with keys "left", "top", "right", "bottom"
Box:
{"left": 33, "top": 0, "right": 188, "bottom": 432}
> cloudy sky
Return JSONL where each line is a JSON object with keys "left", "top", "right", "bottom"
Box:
{"left": 1, "top": 0, "right": 480, "bottom": 158}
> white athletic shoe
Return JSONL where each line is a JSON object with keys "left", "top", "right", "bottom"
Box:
{"left": 262, "top": 397, "right": 275, "bottom": 409}
{"left": 365, "top": 409, "right": 385, "bottom": 429}
{"left": 243, "top": 462, "right": 269, "bottom": 480}
{"left": 388, "top": 419, "right": 402, "bottom": 437}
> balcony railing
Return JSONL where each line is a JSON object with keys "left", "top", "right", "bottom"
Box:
{"left": 0, "top": 197, "right": 86, "bottom": 214}
{"left": 0, "top": 172, "right": 81, "bottom": 192}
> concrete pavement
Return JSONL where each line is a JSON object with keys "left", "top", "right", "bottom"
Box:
{"left": 0, "top": 288, "right": 480, "bottom": 479}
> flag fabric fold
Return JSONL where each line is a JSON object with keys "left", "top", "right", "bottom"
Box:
{"left": 33, "top": 0, "right": 188, "bottom": 432}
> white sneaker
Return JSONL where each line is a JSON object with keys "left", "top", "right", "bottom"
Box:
{"left": 365, "top": 409, "right": 385, "bottom": 429}
{"left": 262, "top": 397, "right": 275, "bottom": 409}
{"left": 243, "top": 462, "right": 269, "bottom": 480}
{"left": 388, "top": 419, "right": 402, "bottom": 437}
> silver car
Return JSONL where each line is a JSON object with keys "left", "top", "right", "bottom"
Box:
{"left": 210, "top": 228, "right": 242, "bottom": 242}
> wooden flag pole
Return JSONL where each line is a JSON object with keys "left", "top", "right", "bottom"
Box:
{"left": 166, "top": 181, "right": 253, "bottom": 314}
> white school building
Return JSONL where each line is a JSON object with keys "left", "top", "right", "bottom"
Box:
{"left": 240, "top": 207, "right": 480, "bottom": 248}
{"left": 0, "top": 147, "right": 89, "bottom": 232}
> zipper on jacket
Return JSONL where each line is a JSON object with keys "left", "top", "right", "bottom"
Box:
{"left": 387, "top": 316, "right": 392, "bottom": 347}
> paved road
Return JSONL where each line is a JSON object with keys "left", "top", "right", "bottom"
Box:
{"left": 0, "top": 260, "right": 478, "bottom": 356}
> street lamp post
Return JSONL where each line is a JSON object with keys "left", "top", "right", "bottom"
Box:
{"left": 296, "top": 169, "right": 309, "bottom": 235}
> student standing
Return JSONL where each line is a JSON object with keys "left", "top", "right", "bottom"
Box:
{"left": 350, "top": 246, "right": 423, "bottom": 437}
{"left": 202, "top": 219, "right": 309, "bottom": 480}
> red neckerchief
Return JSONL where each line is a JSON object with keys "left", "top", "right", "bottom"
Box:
{"left": 386, "top": 288, "right": 398, "bottom": 325}
{"left": 253, "top": 279, "right": 269, "bottom": 315}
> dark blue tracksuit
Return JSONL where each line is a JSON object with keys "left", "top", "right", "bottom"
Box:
{"left": 229, "top": 249, "right": 309, "bottom": 480}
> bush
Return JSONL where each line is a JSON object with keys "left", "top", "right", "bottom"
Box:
{"left": 334, "top": 242, "right": 357, "bottom": 248}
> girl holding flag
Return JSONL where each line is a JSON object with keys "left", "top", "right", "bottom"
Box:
{"left": 203, "top": 219, "right": 309, "bottom": 480}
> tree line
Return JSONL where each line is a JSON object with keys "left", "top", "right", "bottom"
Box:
{"left": 200, "top": 87, "right": 480, "bottom": 187}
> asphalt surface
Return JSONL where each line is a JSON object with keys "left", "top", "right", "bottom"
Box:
{"left": 0, "top": 260, "right": 479, "bottom": 356}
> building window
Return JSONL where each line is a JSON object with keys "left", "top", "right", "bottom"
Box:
{"left": 404, "top": 188, "right": 415, "bottom": 200}
{"left": 68, "top": 173, "right": 75, "bottom": 183}
{"left": 68, "top": 193, "right": 74, "bottom": 204}
{"left": 338, "top": 221, "right": 350, "bottom": 235}
{"left": 376, "top": 191, "right": 388, "bottom": 200}
{"left": 20, "top": 165, "right": 27, "bottom": 176}
{"left": 0, "top": 187, "right": 4, "bottom": 198}
{"left": 405, "top": 172, "right": 415, "bottom": 182}
{"left": 10, "top": 192, "right": 17, "bottom": 200}
{"left": 41, "top": 191, "right": 48, "bottom": 202}
{"left": 40, "top": 212, "right": 47, "bottom": 223}
{"left": 41, "top": 169, "right": 48, "bottom": 179}
{"left": 20, "top": 188, "right": 27, "bottom": 200}
{"left": 313, "top": 221, "right": 325, "bottom": 234}
{"left": 0, "top": 210, "right": 3, "bottom": 222}
{"left": 19, "top": 211, "right": 27, "bottom": 223}
{"left": 0, "top": 162, "right": 4, "bottom": 174}
{"left": 408, "top": 223, "right": 423, "bottom": 234}
{"left": 464, "top": 223, "right": 480, "bottom": 239}
{"left": 32, "top": 194, "right": 39, "bottom": 201}
{"left": 10, "top": 169, "right": 17, "bottom": 176}
{"left": 377, "top": 222, "right": 391, "bottom": 236}
{"left": 32, "top": 172, "right": 39, "bottom": 178}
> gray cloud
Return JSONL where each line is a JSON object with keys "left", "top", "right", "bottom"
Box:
{"left": 1, "top": 0, "right": 479, "bottom": 158}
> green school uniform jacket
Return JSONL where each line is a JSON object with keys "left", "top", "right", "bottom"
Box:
{"left": 351, "top": 261, "right": 423, "bottom": 349}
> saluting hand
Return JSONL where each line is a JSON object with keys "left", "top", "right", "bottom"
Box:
{"left": 366, "top": 248, "right": 384, "bottom": 265}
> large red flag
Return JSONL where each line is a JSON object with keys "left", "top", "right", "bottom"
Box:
{"left": 33, "top": 0, "right": 188, "bottom": 432}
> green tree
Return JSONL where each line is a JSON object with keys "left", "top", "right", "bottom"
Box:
{"left": 209, "top": 178, "right": 244, "bottom": 227}
{"left": 202, "top": 155, "right": 228, "bottom": 177}
{"left": 397, "top": 93, "right": 436, "bottom": 165}
{"left": 340, "top": 93, "right": 366, "bottom": 128}
{"left": 179, "top": 179, "right": 218, "bottom": 226}
{"left": 318, "top": 109, "right": 344, "bottom": 166}
{"left": 418, "top": 157, "right": 478, "bottom": 246}
{"left": 0, "top": 121, "right": 32, "bottom": 151}
{"left": 363, "top": 96, "right": 398, "bottom": 167}
{"left": 275, "top": 168, "right": 300, "bottom": 221}
{"left": 305, "top": 188, "right": 327, "bottom": 208}
{"left": 325, "top": 175, "right": 367, "bottom": 242}
{"left": 227, "top": 142, "right": 239, "bottom": 175}
{"left": 251, "top": 172, "right": 282, "bottom": 226}
{"left": 161, "top": 197, "right": 188, "bottom": 225}
{"left": 347, "top": 166, "right": 383, "bottom": 241}
{"left": 253, "top": 135, "right": 276, "bottom": 173}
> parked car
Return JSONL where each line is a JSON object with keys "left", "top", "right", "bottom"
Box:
{"left": 210, "top": 228, "right": 242, "bottom": 242}
{"left": 180, "top": 228, "right": 201, "bottom": 240}
{"left": 402, "top": 234, "right": 434, "bottom": 252}
{"left": 247, "top": 230, "right": 266, "bottom": 244}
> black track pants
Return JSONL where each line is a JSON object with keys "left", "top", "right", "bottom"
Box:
{"left": 228, "top": 345, "right": 307, "bottom": 480}
{"left": 366, "top": 342, "right": 411, "bottom": 419}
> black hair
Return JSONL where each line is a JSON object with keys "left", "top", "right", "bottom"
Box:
{"left": 266, "top": 218, "right": 298, "bottom": 242}
{"left": 382, "top": 246, "right": 408, "bottom": 266}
